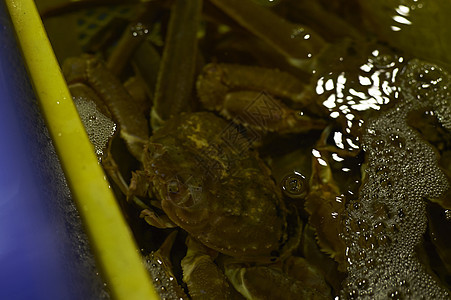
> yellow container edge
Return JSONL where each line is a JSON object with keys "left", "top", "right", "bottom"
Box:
{"left": 4, "top": 1, "right": 159, "bottom": 299}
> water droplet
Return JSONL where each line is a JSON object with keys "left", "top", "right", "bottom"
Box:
{"left": 130, "top": 22, "right": 149, "bottom": 37}
{"left": 280, "top": 172, "right": 308, "bottom": 199}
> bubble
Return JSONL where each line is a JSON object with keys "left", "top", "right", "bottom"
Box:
{"left": 388, "top": 133, "right": 406, "bottom": 149}
{"left": 387, "top": 289, "right": 403, "bottom": 299}
{"left": 130, "top": 22, "right": 149, "bottom": 37}
{"left": 378, "top": 235, "right": 391, "bottom": 246}
{"left": 445, "top": 210, "right": 451, "bottom": 221}
{"left": 371, "top": 139, "right": 385, "bottom": 151}
{"left": 365, "top": 258, "right": 375, "bottom": 268}
{"left": 280, "top": 172, "right": 308, "bottom": 199}
{"left": 373, "top": 221, "right": 385, "bottom": 233}
{"left": 144, "top": 253, "right": 186, "bottom": 300}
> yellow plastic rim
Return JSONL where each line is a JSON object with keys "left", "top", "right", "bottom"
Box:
{"left": 5, "top": 1, "right": 159, "bottom": 299}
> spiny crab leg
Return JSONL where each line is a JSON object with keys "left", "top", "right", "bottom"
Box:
{"left": 181, "top": 236, "right": 242, "bottom": 299}
{"left": 208, "top": 0, "right": 327, "bottom": 70}
{"left": 130, "top": 41, "right": 161, "bottom": 101}
{"left": 304, "top": 127, "right": 347, "bottom": 271}
{"left": 151, "top": 0, "right": 202, "bottom": 128}
{"left": 143, "top": 231, "right": 189, "bottom": 299}
{"left": 197, "top": 63, "right": 327, "bottom": 134}
{"left": 280, "top": 0, "right": 363, "bottom": 41}
{"left": 128, "top": 171, "right": 178, "bottom": 229}
{"left": 198, "top": 63, "right": 312, "bottom": 107}
{"left": 63, "top": 55, "right": 149, "bottom": 160}
{"left": 224, "top": 256, "right": 331, "bottom": 299}
{"left": 102, "top": 142, "right": 177, "bottom": 229}
{"left": 106, "top": 2, "right": 161, "bottom": 77}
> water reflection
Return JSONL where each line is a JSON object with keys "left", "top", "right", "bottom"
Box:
{"left": 315, "top": 47, "right": 404, "bottom": 148}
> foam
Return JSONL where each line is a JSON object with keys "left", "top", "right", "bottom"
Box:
{"left": 341, "top": 60, "right": 451, "bottom": 298}
{"left": 73, "top": 97, "right": 116, "bottom": 158}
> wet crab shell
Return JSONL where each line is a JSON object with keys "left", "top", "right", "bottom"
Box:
{"left": 142, "top": 112, "right": 301, "bottom": 261}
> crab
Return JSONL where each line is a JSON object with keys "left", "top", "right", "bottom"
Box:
{"left": 61, "top": 52, "right": 334, "bottom": 300}
{"left": 136, "top": 111, "right": 302, "bottom": 262}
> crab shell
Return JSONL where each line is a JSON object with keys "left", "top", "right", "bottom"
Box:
{"left": 142, "top": 112, "right": 301, "bottom": 261}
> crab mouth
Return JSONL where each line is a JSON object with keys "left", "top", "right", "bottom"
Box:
{"left": 160, "top": 173, "right": 204, "bottom": 209}
{"left": 160, "top": 180, "right": 210, "bottom": 232}
{"left": 166, "top": 182, "right": 194, "bottom": 207}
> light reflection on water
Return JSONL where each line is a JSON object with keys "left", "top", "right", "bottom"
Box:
{"left": 314, "top": 46, "right": 405, "bottom": 152}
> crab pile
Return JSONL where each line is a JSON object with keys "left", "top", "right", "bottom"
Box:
{"left": 41, "top": 0, "right": 451, "bottom": 298}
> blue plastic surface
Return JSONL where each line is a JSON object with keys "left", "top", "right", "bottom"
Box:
{"left": 0, "top": 3, "right": 108, "bottom": 299}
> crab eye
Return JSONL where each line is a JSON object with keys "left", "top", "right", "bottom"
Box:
{"left": 167, "top": 180, "right": 180, "bottom": 194}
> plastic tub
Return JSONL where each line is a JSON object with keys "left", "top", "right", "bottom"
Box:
{"left": 2, "top": 0, "right": 158, "bottom": 299}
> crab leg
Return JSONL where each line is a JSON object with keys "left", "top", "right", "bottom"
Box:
{"left": 144, "top": 231, "right": 189, "bottom": 299}
{"left": 63, "top": 55, "right": 149, "bottom": 159}
{"left": 197, "top": 63, "right": 327, "bottom": 134}
{"left": 151, "top": 0, "right": 203, "bottom": 128}
{"left": 198, "top": 63, "right": 312, "bottom": 107}
{"left": 181, "top": 236, "right": 243, "bottom": 300}
{"left": 208, "top": 0, "right": 327, "bottom": 70}
{"left": 280, "top": 0, "right": 363, "bottom": 41}
{"left": 106, "top": 2, "right": 163, "bottom": 76}
{"left": 131, "top": 41, "right": 161, "bottom": 101}
{"left": 224, "top": 258, "right": 330, "bottom": 299}
{"left": 304, "top": 127, "right": 347, "bottom": 270}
